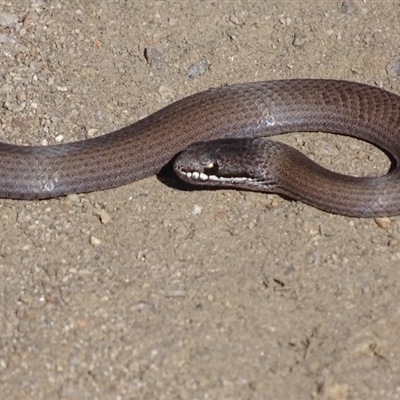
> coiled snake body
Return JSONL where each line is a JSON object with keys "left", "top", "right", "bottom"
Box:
{"left": 3, "top": 79, "right": 400, "bottom": 217}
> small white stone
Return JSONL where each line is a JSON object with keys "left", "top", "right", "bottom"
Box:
{"left": 158, "top": 85, "right": 173, "bottom": 100}
{"left": 90, "top": 236, "right": 101, "bottom": 246}
{"left": 86, "top": 128, "right": 98, "bottom": 138}
{"left": 64, "top": 194, "right": 80, "bottom": 205}
{"left": 193, "top": 205, "right": 202, "bottom": 215}
{"left": 93, "top": 208, "right": 111, "bottom": 224}
{"left": 375, "top": 217, "right": 391, "bottom": 229}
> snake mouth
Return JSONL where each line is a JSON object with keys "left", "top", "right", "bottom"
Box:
{"left": 184, "top": 171, "right": 251, "bottom": 182}
{"left": 179, "top": 169, "right": 253, "bottom": 184}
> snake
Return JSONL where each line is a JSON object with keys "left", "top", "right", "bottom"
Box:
{"left": 3, "top": 79, "right": 400, "bottom": 217}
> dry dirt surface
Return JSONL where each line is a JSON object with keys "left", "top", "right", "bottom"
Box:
{"left": 1, "top": 1, "right": 400, "bottom": 399}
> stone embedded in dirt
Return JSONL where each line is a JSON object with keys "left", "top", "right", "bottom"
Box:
{"left": 374, "top": 217, "right": 391, "bottom": 229}
{"left": 187, "top": 58, "right": 210, "bottom": 78}
{"left": 23, "top": 10, "right": 38, "bottom": 26}
{"left": 386, "top": 57, "right": 400, "bottom": 77}
{"left": 0, "top": 11, "right": 18, "bottom": 27}
{"left": 229, "top": 13, "right": 246, "bottom": 26}
{"left": 90, "top": 236, "right": 102, "bottom": 246}
{"left": 341, "top": 0, "right": 358, "bottom": 14}
{"left": 293, "top": 33, "right": 308, "bottom": 47}
{"left": 144, "top": 47, "right": 165, "bottom": 69}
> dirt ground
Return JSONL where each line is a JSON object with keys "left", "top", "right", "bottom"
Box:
{"left": 1, "top": 1, "right": 400, "bottom": 399}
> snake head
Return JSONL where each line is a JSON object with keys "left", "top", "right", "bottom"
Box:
{"left": 173, "top": 138, "right": 280, "bottom": 191}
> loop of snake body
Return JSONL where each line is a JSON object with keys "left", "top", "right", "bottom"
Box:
{"left": 3, "top": 79, "right": 400, "bottom": 217}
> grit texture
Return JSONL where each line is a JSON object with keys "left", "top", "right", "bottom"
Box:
{"left": 1, "top": 1, "right": 400, "bottom": 399}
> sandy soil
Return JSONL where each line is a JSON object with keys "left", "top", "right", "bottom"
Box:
{"left": 1, "top": 1, "right": 400, "bottom": 399}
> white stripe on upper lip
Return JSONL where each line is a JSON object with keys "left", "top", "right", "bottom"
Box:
{"left": 184, "top": 171, "right": 248, "bottom": 182}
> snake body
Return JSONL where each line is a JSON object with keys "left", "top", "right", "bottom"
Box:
{"left": 3, "top": 79, "right": 400, "bottom": 216}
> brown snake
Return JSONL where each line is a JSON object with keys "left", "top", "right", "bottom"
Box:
{"left": 3, "top": 79, "right": 400, "bottom": 217}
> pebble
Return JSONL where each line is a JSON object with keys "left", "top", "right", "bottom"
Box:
{"left": 158, "top": 85, "right": 173, "bottom": 101}
{"left": 192, "top": 205, "right": 202, "bottom": 215}
{"left": 165, "top": 290, "right": 187, "bottom": 298}
{"left": 23, "top": 10, "right": 38, "bottom": 26}
{"left": 187, "top": 58, "right": 210, "bottom": 78}
{"left": 17, "top": 91, "right": 27, "bottom": 102}
{"left": 93, "top": 208, "right": 111, "bottom": 224}
{"left": 279, "top": 16, "right": 291, "bottom": 25}
{"left": 341, "top": 0, "right": 358, "bottom": 14}
{"left": 320, "top": 141, "right": 340, "bottom": 156}
{"left": 0, "top": 12, "right": 17, "bottom": 28}
{"left": 94, "top": 109, "right": 110, "bottom": 123}
{"left": 271, "top": 198, "right": 281, "bottom": 208}
{"left": 64, "top": 194, "right": 81, "bottom": 205}
{"left": 386, "top": 57, "right": 400, "bottom": 77}
{"left": 362, "top": 286, "right": 370, "bottom": 294}
{"left": 86, "top": 128, "right": 99, "bottom": 138}
{"left": 374, "top": 217, "right": 391, "bottom": 229}
{"left": 144, "top": 47, "right": 164, "bottom": 69}
{"left": 4, "top": 101, "right": 14, "bottom": 111}
{"left": 90, "top": 236, "right": 102, "bottom": 246}
{"left": 0, "top": 33, "right": 13, "bottom": 44}
{"left": 292, "top": 33, "right": 307, "bottom": 47}
{"left": 229, "top": 13, "right": 245, "bottom": 26}
{"left": 321, "top": 383, "right": 349, "bottom": 400}
{"left": 168, "top": 18, "right": 179, "bottom": 27}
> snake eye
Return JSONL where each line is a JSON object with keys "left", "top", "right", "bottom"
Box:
{"left": 204, "top": 161, "right": 219, "bottom": 175}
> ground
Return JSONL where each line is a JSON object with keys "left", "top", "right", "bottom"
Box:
{"left": 1, "top": 1, "right": 400, "bottom": 399}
